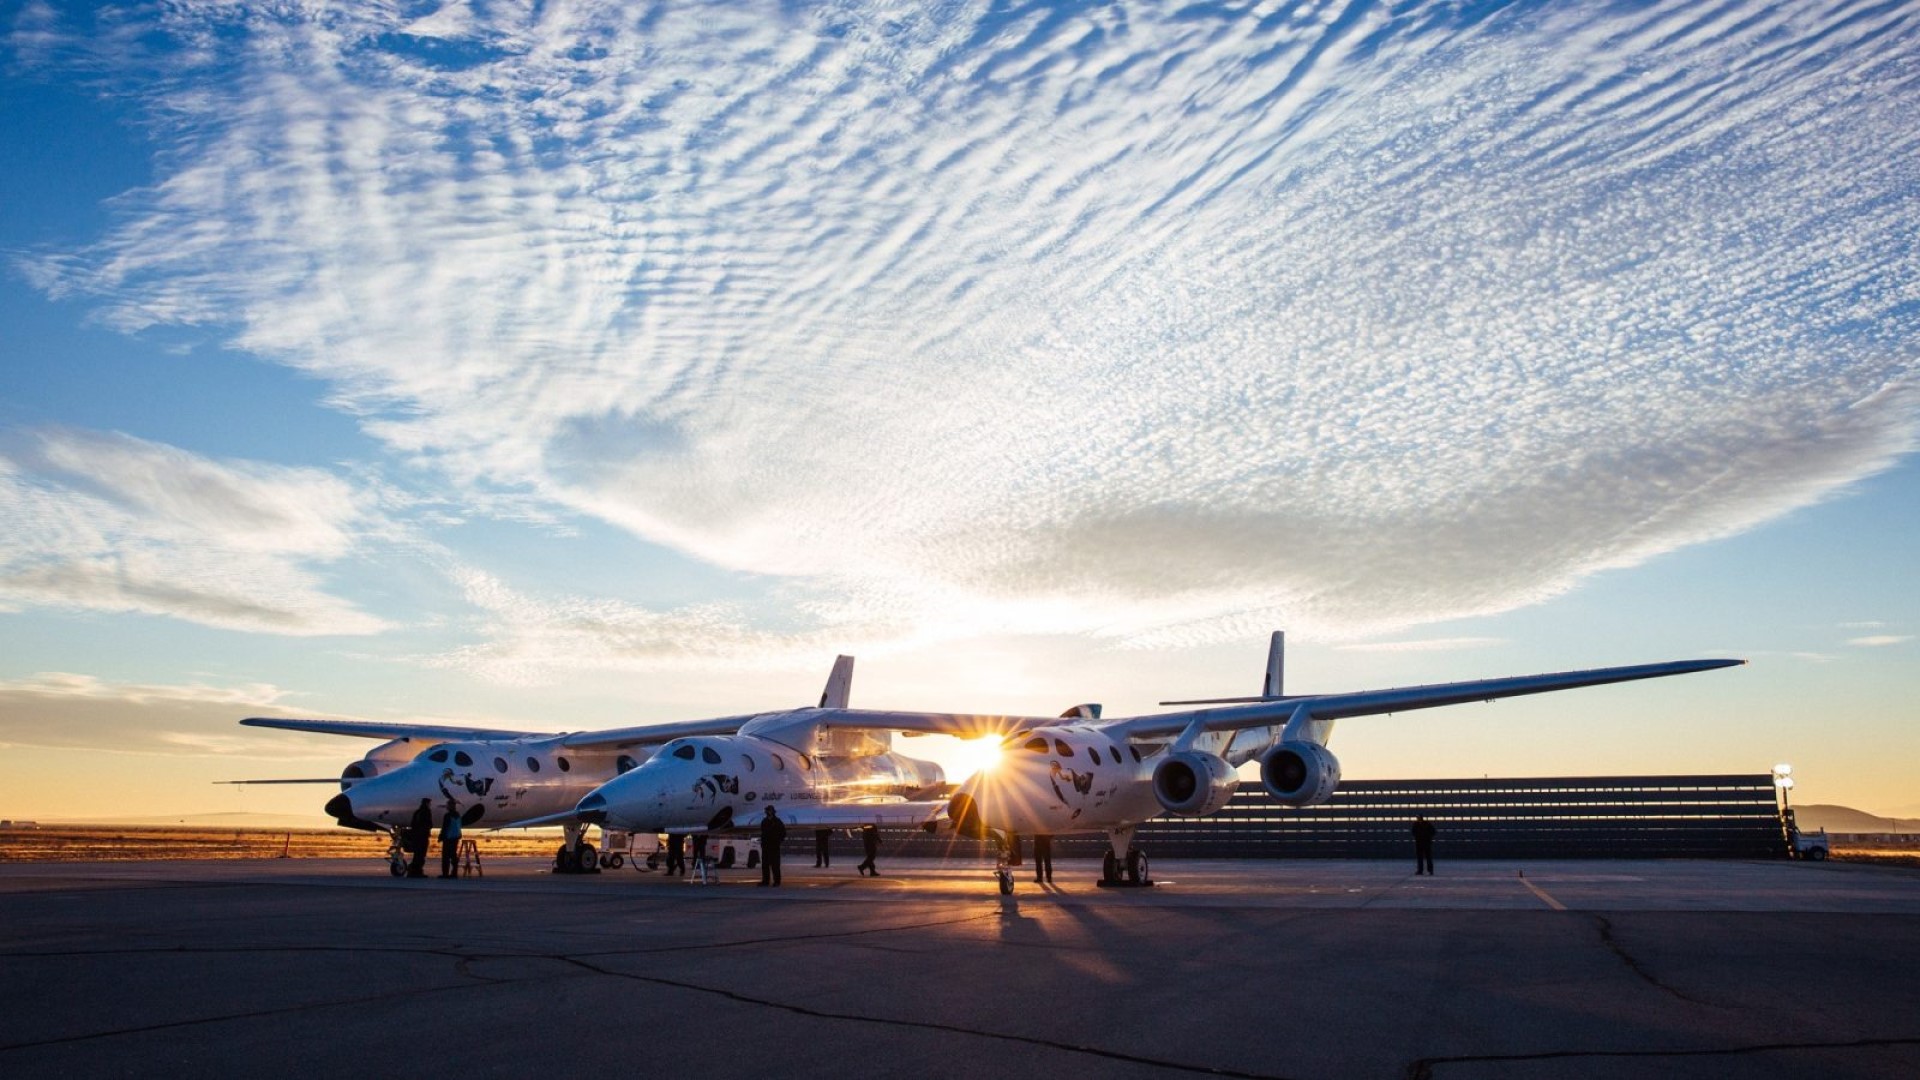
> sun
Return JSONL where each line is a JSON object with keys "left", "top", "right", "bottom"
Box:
{"left": 948, "top": 735, "right": 1004, "bottom": 780}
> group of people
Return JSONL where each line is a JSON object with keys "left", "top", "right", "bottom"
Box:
{"left": 757, "top": 808, "right": 881, "bottom": 886}
{"left": 402, "top": 797, "right": 464, "bottom": 879}
{"left": 405, "top": 801, "right": 1441, "bottom": 883}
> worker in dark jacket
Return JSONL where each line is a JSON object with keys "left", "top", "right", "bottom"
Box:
{"left": 437, "top": 799, "right": 463, "bottom": 878}
{"left": 406, "top": 798, "right": 433, "bottom": 878}
{"left": 1032, "top": 834, "right": 1054, "bottom": 884}
{"left": 759, "top": 806, "right": 788, "bottom": 887}
{"left": 665, "top": 832, "right": 685, "bottom": 876}
{"left": 856, "top": 824, "right": 879, "bottom": 877}
{"left": 814, "top": 828, "right": 831, "bottom": 868}
{"left": 1412, "top": 816, "right": 1437, "bottom": 875}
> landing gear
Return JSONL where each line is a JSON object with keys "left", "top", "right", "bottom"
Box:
{"left": 994, "top": 833, "right": 1015, "bottom": 895}
{"left": 552, "top": 824, "right": 601, "bottom": 874}
{"left": 385, "top": 828, "right": 407, "bottom": 877}
{"left": 1096, "top": 827, "right": 1153, "bottom": 888}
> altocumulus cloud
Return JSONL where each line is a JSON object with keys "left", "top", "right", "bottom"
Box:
{"left": 15, "top": 0, "right": 1920, "bottom": 645}
{"left": 0, "top": 430, "right": 393, "bottom": 635}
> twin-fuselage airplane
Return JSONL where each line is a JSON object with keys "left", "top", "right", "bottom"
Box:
{"left": 245, "top": 636, "right": 1741, "bottom": 887}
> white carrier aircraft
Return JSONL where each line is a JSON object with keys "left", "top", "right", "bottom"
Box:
{"left": 567, "top": 635, "right": 1741, "bottom": 889}
{"left": 239, "top": 658, "right": 948, "bottom": 872}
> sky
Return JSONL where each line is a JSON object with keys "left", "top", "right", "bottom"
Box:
{"left": 0, "top": 0, "right": 1914, "bottom": 824}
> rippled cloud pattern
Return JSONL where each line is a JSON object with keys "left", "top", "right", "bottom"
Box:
{"left": 21, "top": 0, "right": 1920, "bottom": 645}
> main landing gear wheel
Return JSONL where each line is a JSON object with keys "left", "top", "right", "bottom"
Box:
{"left": 997, "top": 868, "right": 1014, "bottom": 895}
{"left": 1097, "top": 845, "right": 1153, "bottom": 888}
{"left": 389, "top": 854, "right": 407, "bottom": 878}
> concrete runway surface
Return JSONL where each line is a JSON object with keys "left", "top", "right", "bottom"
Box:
{"left": 3, "top": 857, "right": 1916, "bottom": 1079}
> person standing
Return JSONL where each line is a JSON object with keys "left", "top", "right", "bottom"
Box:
{"left": 438, "top": 799, "right": 463, "bottom": 878}
{"left": 856, "top": 824, "right": 879, "bottom": 877}
{"left": 665, "top": 832, "right": 686, "bottom": 877}
{"left": 406, "top": 798, "right": 433, "bottom": 878}
{"left": 814, "top": 828, "right": 831, "bottom": 868}
{"left": 1412, "top": 816, "right": 1437, "bottom": 876}
{"left": 1032, "top": 834, "right": 1054, "bottom": 884}
{"left": 759, "top": 806, "right": 787, "bottom": 887}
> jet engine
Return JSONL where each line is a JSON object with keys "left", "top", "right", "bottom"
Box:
{"left": 1151, "top": 752, "right": 1238, "bottom": 816}
{"left": 1258, "top": 741, "right": 1341, "bottom": 806}
{"left": 338, "top": 738, "right": 428, "bottom": 789}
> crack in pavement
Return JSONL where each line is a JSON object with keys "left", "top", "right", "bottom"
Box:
{"left": 1404, "top": 1035, "right": 1920, "bottom": 1079}
{"left": 1590, "top": 914, "right": 1721, "bottom": 1007}
{"left": 556, "top": 952, "right": 1302, "bottom": 1079}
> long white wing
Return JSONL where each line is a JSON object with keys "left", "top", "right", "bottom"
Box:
{"left": 239, "top": 717, "right": 546, "bottom": 741}
{"left": 729, "top": 658, "right": 1743, "bottom": 742}
{"left": 1111, "top": 658, "right": 1745, "bottom": 739}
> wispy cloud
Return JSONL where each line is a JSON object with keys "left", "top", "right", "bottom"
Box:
{"left": 17, "top": 1, "right": 1920, "bottom": 647}
{"left": 0, "top": 671, "right": 341, "bottom": 755}
{"left": 0, "top": 429, "right": 393, "bottom": 634}
{"left": 1847, "top": 635, "right": 1911, "bottom": 648}
{"left": 1337, "top": 638, "right": 1506, "bottom": 654}
{"left": 418, "top": 565, "right": 846, "bottom": 686}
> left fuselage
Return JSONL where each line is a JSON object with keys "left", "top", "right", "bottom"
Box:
{"left": 328, "top": 737, "right": 638, "bottom": 829}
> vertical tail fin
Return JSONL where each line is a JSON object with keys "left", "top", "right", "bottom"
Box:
{"left": 818, "top": 655, "right": 855, "bottom": 709}
{"left": 1262, "top": 631, "right": 1285, "bottom": 698}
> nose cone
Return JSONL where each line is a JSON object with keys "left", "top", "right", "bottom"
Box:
{"left": 325, "top": 793, "right": 353, "bottom": 821}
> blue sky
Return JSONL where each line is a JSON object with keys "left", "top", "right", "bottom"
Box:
{"left": 1, "top": 0, "right": 1914, "bottom": 822}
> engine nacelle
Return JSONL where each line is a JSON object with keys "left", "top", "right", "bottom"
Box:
{"left": 1151, "top": 752, "right": 1239, "bottom": 817}
{"left": 1258, "top": 741, "right": 1341, "bottom": 806}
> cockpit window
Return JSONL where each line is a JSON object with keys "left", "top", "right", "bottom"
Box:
{"left": 701, "top": 747, "right": 722, "bottom": 764}
{"left": 1024, "top": 737, "right": 1048, "bottom": 753}
{"left": 492, "top": 756, "right": 508, "bottom": 773}
{"left": 673, "top": 745, "right": 696, "bottom": 760}
{"left": 1053, "top": 739, "right": 1073, "bottom": 757}
{"left": 428, "top": 749, "right": 449, "bottom": 762}
{"left": 616, "top": 755, "right": 638, "bottom": 774}
{"left": 454, "top": 751, "right": 474, "bottom": 767}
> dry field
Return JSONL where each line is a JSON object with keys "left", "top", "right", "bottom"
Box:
{"left": 0, "top": 826, "right": 566, "bottom": 863}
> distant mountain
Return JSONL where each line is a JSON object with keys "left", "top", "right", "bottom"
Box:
{"left": 1794, "top": 804, "right": 1920, "bottom": 834}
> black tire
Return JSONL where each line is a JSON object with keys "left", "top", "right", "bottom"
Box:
{"left": 608, "top": 853, "right": 624, "bottom": 870}
{"left": 389, "top": 856, "right": 406, "bottom": 878}
{"left": 997, "top": 870, "right": 1014, "bottom": 895}
{"left": 555, "top": 843, "right": 571, "bottom": 872}
{"left": 645, "top": 853, "right": 660, "bottom": 870}
{"left": 1808, "top": 847, "right": 1829, "bottom": 861}
{"left": 1102, "top": 850, "right": 1118, "bottom": 883}
{"left": 577, "top": 843, "right": 598, "bottom": 872}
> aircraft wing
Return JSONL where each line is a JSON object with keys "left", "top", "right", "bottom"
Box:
{"left": 1113, "top": 658, "right": 1744, "bottom": 739}
{"left": 556, "top": 713, "right": 769, "bottom": 750}
{"left": 239, "top": 717, "right": 546, "bottom": 741}
{"left": 808, "top": 709, "right": 1043, "bottom": 739}
{"left": 738, "top": 799, "right": 950, "bottom": 830}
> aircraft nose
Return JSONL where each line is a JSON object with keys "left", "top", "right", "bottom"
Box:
{"left": 324, "top": 793, "right": 353, "bottom": 821}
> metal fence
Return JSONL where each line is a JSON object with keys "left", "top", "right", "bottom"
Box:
{"left": 877, "top": 774, "right": 1790, "bottom": 860}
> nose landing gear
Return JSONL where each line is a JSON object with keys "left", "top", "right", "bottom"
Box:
{"left": 552, "top": 823, "right": 601, "bottom": 874}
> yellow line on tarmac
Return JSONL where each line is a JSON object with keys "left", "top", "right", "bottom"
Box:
{"left": 1517, "top": 871, "right": 1567, "bottom": 911}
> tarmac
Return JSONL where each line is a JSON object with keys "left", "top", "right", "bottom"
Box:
{"left": 3, "top": 856, "right": 1917, "bottom": 1079}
